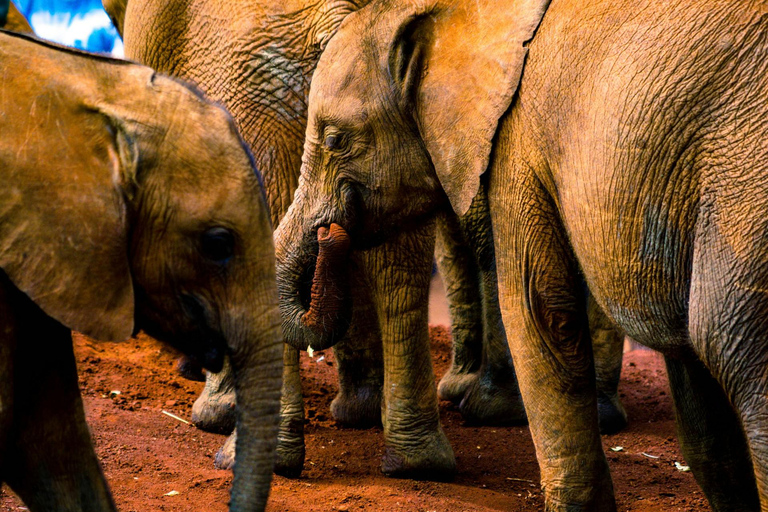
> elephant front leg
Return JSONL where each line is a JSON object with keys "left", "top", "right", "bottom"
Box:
{"left": 490, "top": 166, "right": 614, "bottom": 511}
{"left": 191, "top": 355, "right": 236, "bottom": 434}
{"left": 215, "top": 345, "right": 305, "bottom": 476}
{"left": 330, "top": 265, "right": 384, "bottom": 428}
{"left": 3, "top": 300, "right": 115, "bottom": 511}
{"left": 367, "top": 223, "right": 456, "bottom": 481}
{"left": 274, "top": 345, "right": 305, "bottom": 477}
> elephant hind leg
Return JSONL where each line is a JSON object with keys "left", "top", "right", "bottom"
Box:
{"left": 435, "top": 199, "right": 527, "bottom": 425}
{"left": 458, "top": 263, "right": 526, "bottom": 426}
{"left": 490, "top": 158, "right": 614, "bottom": 510}
{"left": 434, "top": 211, "right": 484, "bottom": 404}
{"left": 589, "top": 296, "right": 627, "bottom": 435}
{"left": 665, "top": 356, "right": 759, "bottom": 512}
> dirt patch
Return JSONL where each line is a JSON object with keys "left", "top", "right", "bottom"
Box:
{"left": 1, "top": 327, "right": 709, "bottom": 512}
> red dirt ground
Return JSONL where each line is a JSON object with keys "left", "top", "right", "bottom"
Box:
{"left": 1, "top": 326, "right": 710, "bottom": 512}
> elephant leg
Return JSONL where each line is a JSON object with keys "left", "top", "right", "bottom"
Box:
{"left": 367, "top": 222, "right": 456, "bottom": 480}
{"left": 456, "top": 189, "right": 527, "bottom": 424}
{"left": 589, "top": 296, "right": 627, "bottom": 434}
{"left": 176, "top": 355, "right": 206, "bottom": 382}
{"left": 490, "top": 165, "right": 614, "bottom": 511}
{"left": 665, "top": 357, "right": 758, "bottom": 511}
{"left": 434, "top": 212, "right": 483, "bottom": 403}
{"left": 191, "top": 355, "right": 236, "bottom": 434}
{"left": 3, "top": 296, "right": 115, "bottom": 510}
{"left": 331, "top": 322, "right": 383, "bottom": 427}
{"left": 331, "top": 259, "right": 383, "bottom": 427}
{"left": 274, "top": 345, "right": 305, "bottom": 477}
{"left": 215, "top": 345, "right": 305, "bottom": 477}
{"left": 0, "top": 300, "right": 13, "bottom": 468}
{"left": 458, "top": 263, "right": 527, "bottom": 425}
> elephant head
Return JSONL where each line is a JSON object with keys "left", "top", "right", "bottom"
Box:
{"left": 0, "top": 32, "right": 282, "bottom": 511}
{"left": 106, "top": 0, "right": 378, "bottom": 352}
{"left": 107, "top": 0, "right": 371, "bottom": 226}
{"left": 275, "top": 0, "right": 550, "bottom": 348}
{"left": 104, "top": 0, "right": 376, "bottom": 349}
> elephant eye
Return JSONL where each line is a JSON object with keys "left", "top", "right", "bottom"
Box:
{"left": 201, "top": 227, "right": 235, "bottom": 264}
{"left": 324, "top": 131, "right": 346, "bottom": 151}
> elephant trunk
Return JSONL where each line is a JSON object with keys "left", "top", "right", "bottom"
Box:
{"left": 276, "top": 207, "right": 354, "bottom": 351}
{"left": 300, "top": 224, "right": 351, "bottom": 332}
{"left": 226, "top": 300, "right": 283, "bottom": 512}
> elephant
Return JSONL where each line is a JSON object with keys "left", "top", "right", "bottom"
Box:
{"left": 105, "top": 0, "right": 628, "bottom": 478}
{"left": 275, "top": 0, "right": 768, "bottom": 509}
{"left": 0, "top": 2, "right": 31, "bottom": 33}
{"left": 0, "top": 31, "right": 282, "bottom": 511}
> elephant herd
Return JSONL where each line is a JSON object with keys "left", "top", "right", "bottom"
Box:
{"left": 0, "top": 0, "right": 766, "bottom": 511}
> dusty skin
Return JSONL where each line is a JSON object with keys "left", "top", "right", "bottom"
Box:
{"left": 2, "top": 326, "right": 708, "bottom": 512}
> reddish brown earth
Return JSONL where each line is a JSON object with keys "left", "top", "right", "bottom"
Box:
{"left": 1, "top": 326, "right": 710, "bottom": 512}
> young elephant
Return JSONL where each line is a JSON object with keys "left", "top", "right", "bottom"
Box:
{"left": 277, "top": 0, "right": 768, "bottom": 509}
{"left": 0, "top": 32, "right": 282, "bottom": 511}
{"left": 109, "top": 0, "right": 628, "bottom": 479}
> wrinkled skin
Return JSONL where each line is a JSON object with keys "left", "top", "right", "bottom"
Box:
{"left": 435, "top": 186, "right": 626, "bottom": 431}
{"left": 0, "top": 33, "right": 282, "bottom": 512}
{"left": 108, "top": 0, "right": 623, "bottom": 477}
{"left": 106, "top": 0, "right": 385, "bottom": 476}
{"left": 282, "top": 0, "right": 768, "bottom": 509}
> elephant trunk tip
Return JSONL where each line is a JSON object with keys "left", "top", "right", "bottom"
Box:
{"left": 300, "top": 223, "right": 351, "bottom": 333}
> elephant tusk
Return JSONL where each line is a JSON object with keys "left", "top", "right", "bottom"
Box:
{"left": 300, "top": 223, "right": 351, "bottom": 333}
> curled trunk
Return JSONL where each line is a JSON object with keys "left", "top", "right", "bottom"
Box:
{"left": 277, "top": 222, "right": 353, "bottom": 351}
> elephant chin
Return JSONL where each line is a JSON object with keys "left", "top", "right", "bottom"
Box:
{"left": 278, "top": 223, "right": 352, "bottom": 352}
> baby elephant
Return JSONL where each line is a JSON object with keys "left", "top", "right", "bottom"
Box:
{"left": 0, "top": 32, "right": 282, "bottom": 512}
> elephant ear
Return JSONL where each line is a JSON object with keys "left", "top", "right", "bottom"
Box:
{"left": 4, "top": 2, "right": 34, "bottom": 33}
{"left": 102, "top": 0, "right": 128, "bottom": 37}
{"left": 389, "top": 0, "right": 550, "bottom": 215}
{"left": 0, "top": 111, "right": 137, "bottom": 341}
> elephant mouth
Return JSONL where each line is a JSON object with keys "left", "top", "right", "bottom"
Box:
{"left": 135, "top": 293, "right": 227, "bottom": 373}
{"left": 279, "top": 223, "right": 353, "bottom": 351}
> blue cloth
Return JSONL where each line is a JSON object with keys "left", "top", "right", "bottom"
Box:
{"left": 16, "top": 0, "right": 104, "bottom": 20}
{"left": 13, "top": 0, "right": 121, "bottom": 54}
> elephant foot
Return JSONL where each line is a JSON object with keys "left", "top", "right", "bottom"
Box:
{"left": 191, "top": 386, "right": 236, "bottom": 434}
{"left": 274, "top": 431, "right": 305, "bottom": 478}
{"left": 330, "top": 385, "right": 382, "bottom": 427}
{"left": 459, "top": 373, "right": 527, "bottom": 425}
{"left": 191, "top": 358, "right": 237, "bottom": 434}
{"left": 381, "top": 428, "right": 456, "bottom": 481}
{"left": 437, "top": 368, "right": 476, "bottom": 404}
{"left": 214, "top": 428, "right": 306, "bottom": 478}
{"left": 213, "top": 430, "right": 236, "bottom": 470}
{"left": 175, "top": 356, "right": 205, "bottom": 382}
{"left": 273, "top": 409, "right": 305, "bottom": 478}
{"left": 597, "top": 392, "right": 627, "bottom": 435}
